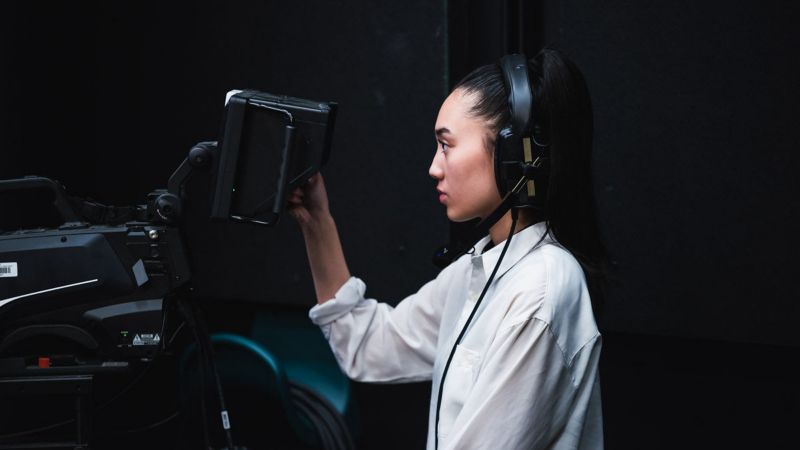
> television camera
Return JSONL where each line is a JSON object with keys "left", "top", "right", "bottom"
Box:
{"left": 0, "top": 90, "right": 337, "bottom": 449}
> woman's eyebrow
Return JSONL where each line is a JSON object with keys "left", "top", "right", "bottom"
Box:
{"left": 435, "top": 127, "right": 452, "bottom": 137}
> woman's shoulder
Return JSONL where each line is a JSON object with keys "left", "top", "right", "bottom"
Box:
{"left": 511, "top": 236, "right": 586, "bottom": 296}
{"left": 514, "top": 241, "right": 600, "bottom": 365}
{"left": 538, "top": 242, "right": 587, "bottom": 297}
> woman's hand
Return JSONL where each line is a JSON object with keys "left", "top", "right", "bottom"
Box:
{"left": 287, "top": 173, "right": 331, "bottom": 228}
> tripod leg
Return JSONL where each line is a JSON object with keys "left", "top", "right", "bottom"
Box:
{"left": 74, "top": 383, "right": 92, "bottom": 449}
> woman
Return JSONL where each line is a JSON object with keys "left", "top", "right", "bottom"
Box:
{"left": 288, "top": 48, "right": 606, "bottom": 450}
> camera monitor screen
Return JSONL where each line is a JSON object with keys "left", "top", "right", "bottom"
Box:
{"left": 211, "top": 90, "right": 337, "bottom": 225}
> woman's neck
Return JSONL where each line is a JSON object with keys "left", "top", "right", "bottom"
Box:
{"left": 488, "top": 209, "right": 538, "bottom": 245}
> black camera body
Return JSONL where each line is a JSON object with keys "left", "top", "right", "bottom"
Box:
{"left": 0, "top": 90, "right": 337, "bottom": 371}
{"left": 0, "top": 178, "right": 190, "bottom": 371}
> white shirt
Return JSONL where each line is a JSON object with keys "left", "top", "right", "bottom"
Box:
{"left": 309, "top": 222, "right": 603, "bottom": 450}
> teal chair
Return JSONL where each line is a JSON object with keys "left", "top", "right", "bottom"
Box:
{"left": 179, "top": 331, "right": 354, "bottom": 450}
{"left": 248, "top": 309, "right": 357, "bottom": 435}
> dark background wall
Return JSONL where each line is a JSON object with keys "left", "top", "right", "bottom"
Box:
{"left": 539, "top": 1, "right": 800, "bottom": 448}
{"left": 2, "top": 1, "right": 799, "bottom": 449}
{"left": 551, "top": 0, "right": 800, "bottom": 347}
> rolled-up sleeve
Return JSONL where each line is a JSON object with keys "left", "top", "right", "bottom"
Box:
{"left": 308, "top": 277, "right": 368, "bottom": 332}
{"left": 309, "top": 274, "right": 447, "bottom": 383}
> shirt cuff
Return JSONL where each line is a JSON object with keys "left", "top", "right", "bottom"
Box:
{"left": 308, "top": 276, "right": 366, "bottom": 327}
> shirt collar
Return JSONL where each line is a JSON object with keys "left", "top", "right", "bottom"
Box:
{"left": 471, "top": 221, "right": 551, "bottom": 280}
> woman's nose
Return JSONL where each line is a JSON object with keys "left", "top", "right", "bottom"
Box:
{"left": 429, "top": 150, "right": 444, "bottom": 180}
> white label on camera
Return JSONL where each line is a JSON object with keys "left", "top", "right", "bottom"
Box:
{"left": 0, "top": 263, "right": 18, "bottom": 277}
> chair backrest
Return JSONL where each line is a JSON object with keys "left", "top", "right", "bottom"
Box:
{"left": 178, "top": 332, "right": 319, "bottom": 449}
{"left": 250, "top": 310, "right": 352, "bottom": 416}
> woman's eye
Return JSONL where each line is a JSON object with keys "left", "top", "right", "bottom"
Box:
{"left": 438, "top": 140, "right": 449, "bottom": 152}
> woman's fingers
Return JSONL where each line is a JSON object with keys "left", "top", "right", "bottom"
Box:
{"left": 287, "top": 187, "right": 305, "bottom": 205}
{"left": 287, "top": 203, "right": 311, "bottom": 225}
{"left": 288, "top": 172, "right": 330, "bottom": 226}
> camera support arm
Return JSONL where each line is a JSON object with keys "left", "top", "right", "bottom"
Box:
{"left": 152, "top": 142, "right": 218, "bottom": 224}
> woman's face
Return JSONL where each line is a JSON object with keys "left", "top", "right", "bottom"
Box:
{"left": 429, "top": 89, "right": 502, "bottom": 222}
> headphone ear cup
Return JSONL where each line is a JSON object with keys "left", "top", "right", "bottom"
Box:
{"left": 495, "top": 126, "right": 522, "bottom": 199}
{"left": 494, "top": 127, "right": 511, "bottom": 198}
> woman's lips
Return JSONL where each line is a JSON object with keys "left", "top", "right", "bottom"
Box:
{"left": 438, "top": 192, "right": 447, "bottom": 203}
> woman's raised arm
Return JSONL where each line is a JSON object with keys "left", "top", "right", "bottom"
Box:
{"left": 287, "top": 173, "right": 351, "bottom": 304}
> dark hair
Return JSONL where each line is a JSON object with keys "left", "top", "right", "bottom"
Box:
{"left": 454, "top": 48, "right": 608, "bottom": 316}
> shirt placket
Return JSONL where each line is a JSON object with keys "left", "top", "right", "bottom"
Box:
{"left": 451, "top": 255, "right": 489, "bottom": 341}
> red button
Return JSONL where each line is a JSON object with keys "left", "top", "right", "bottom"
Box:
{"left": 38, "top": 357, "right": 51, "bottom": 368}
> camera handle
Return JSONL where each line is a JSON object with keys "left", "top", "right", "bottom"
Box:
{"left": 0, "top": 176, "right": 85, "bottom": 226}
{"left": 263, "top": 124, "right": 296, "bottom": 226}
{"left": 230, "top": 124, "right": 297, "bottom": 226}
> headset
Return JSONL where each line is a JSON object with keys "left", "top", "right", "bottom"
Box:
{"left": 494, "top": 54, "right": 550, "bottom": 211}
{"left": 433, "top": 53, "right": 549, "bottom": 449}
{"left": 432, "top": 53, "right": 549, "bottom": 269}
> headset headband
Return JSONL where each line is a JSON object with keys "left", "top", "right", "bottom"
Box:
{"left": 499, "top": 54, "right": 533, "bottom": 136}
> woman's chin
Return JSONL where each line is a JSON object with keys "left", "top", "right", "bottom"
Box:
{"left": 446, "top": 210, "right": 478, "bottom": 223}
